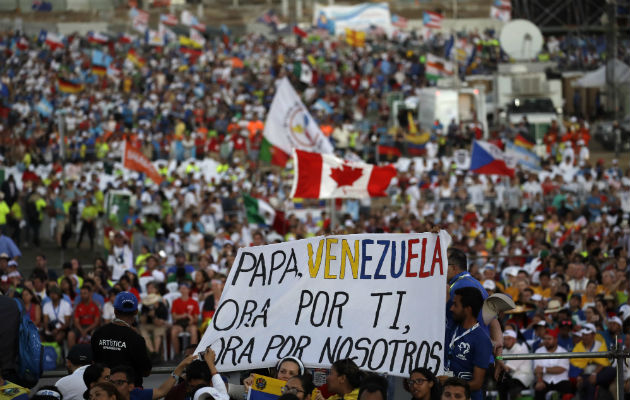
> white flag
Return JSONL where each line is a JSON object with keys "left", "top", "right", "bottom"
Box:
{"left": 263, "top": 77, "right": 333, "bottom": 156}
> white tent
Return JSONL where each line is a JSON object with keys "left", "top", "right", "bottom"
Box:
{"left": 573, "top": 59, "right": 630, "bottom": 88}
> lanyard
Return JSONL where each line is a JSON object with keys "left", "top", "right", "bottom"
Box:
{"left": 52, "top": 302, "right": 61, "bottom": 321}
{"left": 446, "top": 322, "right": 479, "bottom": 371}
{"left": 449, "top": 322, "right": 480, "bottom": 350}
{"left": 449, "top": 272, "right": 472, "bottom": 290}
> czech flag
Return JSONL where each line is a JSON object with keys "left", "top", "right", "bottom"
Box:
{"left": 247, "top": 375, "right": 285, "bottom": 400}
{"left": 470, "top": 140, "right": 515, "bottom": 177}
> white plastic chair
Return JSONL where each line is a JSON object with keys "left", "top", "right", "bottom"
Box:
{"left": 166, "top": 282, "right": 179, "bottom": 294}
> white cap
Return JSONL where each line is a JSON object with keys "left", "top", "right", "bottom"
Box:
{"left": 503, "top": 330, "right": 517, "bottom": 339}
{"left": 483, "top": 280, "right": 497, "bottom": 291}
{"left": 608, "top": 316, "right": 622, "bottom": 326}
{"left": 581, "top": 323, "right": 597, "bottom": 334}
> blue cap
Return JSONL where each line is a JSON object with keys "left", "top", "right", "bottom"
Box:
{"left": 114, "top": 291, "right": 138, "bottom": 313}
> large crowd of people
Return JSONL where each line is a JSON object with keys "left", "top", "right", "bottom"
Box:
{"left": 0, "top": 13, "right": 629, "bottom": 400}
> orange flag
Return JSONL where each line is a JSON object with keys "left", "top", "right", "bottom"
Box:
{"left": 122, "top": 142, "right": 163, "bottom": 185}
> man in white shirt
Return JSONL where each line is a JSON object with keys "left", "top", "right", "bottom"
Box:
{"left": 533, "top": 330, "right": 571, "bottom": 400}
{"left": 498, "top": 330, "right": 533, "bottom": 400}
{"left": 106, "top": 232, "right": 134, "bottom": 281}
{"left": 55, "top": 344, "right": 92, "bottom": 400}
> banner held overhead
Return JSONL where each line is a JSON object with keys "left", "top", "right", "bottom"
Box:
{"left": 196, "top": 232, "right": 451, "bottom": 377}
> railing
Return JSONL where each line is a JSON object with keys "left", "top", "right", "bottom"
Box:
{"left": 496, "top": 336, "right": 629, "bottom": 400}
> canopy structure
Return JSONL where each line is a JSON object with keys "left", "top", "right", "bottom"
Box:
{"left": 573, "top": 59, "right": 630, "bottom": 88}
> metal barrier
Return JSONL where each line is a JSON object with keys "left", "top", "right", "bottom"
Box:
{"left": 42, "top": 365, "right": 176, "bottom": 378}
{"left": 497, "top": 337, "right": 629, "bottom": 400}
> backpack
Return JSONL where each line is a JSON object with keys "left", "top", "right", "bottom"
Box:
{"left": 41, "top": 342, "right": 61, "bottom": 371}
{"left": 14, "top": 298, "right": 43, "bottom": 387}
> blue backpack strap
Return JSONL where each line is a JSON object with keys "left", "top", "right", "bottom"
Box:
{"left": 14, "top": 297, "right": 24, "bottom": 316}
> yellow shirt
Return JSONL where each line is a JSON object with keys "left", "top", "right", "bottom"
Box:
{"left": 327, "top": 388, "right": 359, "bottom": 400}
{"left": 10, "top": 202, "right": 22, "bottom": 219}
{"left": 533, "top": 286, "right": 552, "bottom": 299}
{"left": 571, "top": 339, "right": 609, "bottom": 370}
{"left": 81, "top": 205, "right": 99, "bottom": 221}
{"left": 0, "top": 201, "right": 10, "bottom": 224}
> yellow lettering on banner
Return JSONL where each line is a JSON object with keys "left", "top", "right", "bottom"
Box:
{"left": 324, "top": 238, "right": 338, "bottom": 279}
{"left": 308, "top": 239, "right": 324, "bottom": 278}
{"left": 340, "top": 239, "right": 359, "bottom": 279}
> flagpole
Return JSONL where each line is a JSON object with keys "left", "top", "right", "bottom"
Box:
{"left": 329, "top": 198, "right": 337, "bottom": 232}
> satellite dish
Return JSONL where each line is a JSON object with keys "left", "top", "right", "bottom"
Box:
{"left": 499, "top": 19, "right": 544, "bottom": 61}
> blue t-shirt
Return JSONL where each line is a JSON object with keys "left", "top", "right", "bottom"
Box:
{"left": 130, "top": 388, "right": 153, "bottom": 400}
{"left": 446, "top": 272, "right": 489, "bottom": 344}
{"left": 447, "top": 324, "right": 493, "bottom": 400}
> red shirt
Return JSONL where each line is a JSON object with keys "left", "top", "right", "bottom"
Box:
{"left": 75, "top": 301, "right": 100, "bottom": 327}
{"left": 172, "top": 297, "right": 199, "bottom": 317}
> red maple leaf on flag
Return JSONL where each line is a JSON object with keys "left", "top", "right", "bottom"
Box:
{"left": 330, "top": 164, "right": 363, "bottom": 188}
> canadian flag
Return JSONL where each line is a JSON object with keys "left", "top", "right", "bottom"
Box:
{"left": 290, "top": 150, "right": 396, "bottom": 199}
{"left": 123, "top": 142, "right": 163, "bottom": 185}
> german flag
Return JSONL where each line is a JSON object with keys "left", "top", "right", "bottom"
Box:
{"left": 514, "top": 133, "right": 535, "bottom": 150}
{"left": 345, "top": 28, "right": 365, "bottom": 47}
{"left": 126, "top": 49, "right": 146, "bottom": 68}
{"left": 57, "top": 77, "right": 84, "bottom": 94}
{"left": 92, "top": 65, "right": 107, "bottom": 76}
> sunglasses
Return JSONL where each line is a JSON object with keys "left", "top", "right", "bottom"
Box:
{"left": 408, "top": 378, "right": 431, "bottom": 386}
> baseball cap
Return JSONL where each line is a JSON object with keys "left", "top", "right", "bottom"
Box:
{"left": 608, "top": 316, "right": 622, "bottom": 326}
{"left": 0, "top": 253, "right": 9, "bottom": 259}
{"left": 545, "top": 328, "right": 558, "bottom": 338}
{"left": 581, "top": 323, "right": 597, "bottom": 335}
{"left": 113, "top": 291, "right": 138, "bottom": 313}
{"left": 67, "top": 344, "right": 93, "bottom": 365}
{"left": 483, "top": 280, "right": 497, "bottom": 291}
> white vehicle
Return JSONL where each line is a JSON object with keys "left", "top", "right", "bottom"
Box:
{"left": 392, "top": 87, "right": 488, "bottom": 137}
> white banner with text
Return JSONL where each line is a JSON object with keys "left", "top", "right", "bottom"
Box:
{"left": 196, "top": 231, "right": 450, "bottom": 377}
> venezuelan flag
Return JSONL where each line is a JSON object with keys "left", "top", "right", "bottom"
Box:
{"left": 405, "top": 132, "right": 430, "bottom": 156}
{"left": 247, "top": 375, "right": 285, "bottom": 400}
{"left": 407, "top": 111, "right": 418, "bottom": 134}
{"left": 57, "top": 78, "right": 84, "bottom": 94}
{"left": 514, "top": 133, "right": 534, "bottom": 150}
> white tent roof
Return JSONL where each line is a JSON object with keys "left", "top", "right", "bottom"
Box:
{"left": 573, "top": 59, "right": 630, "bottom": 88}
